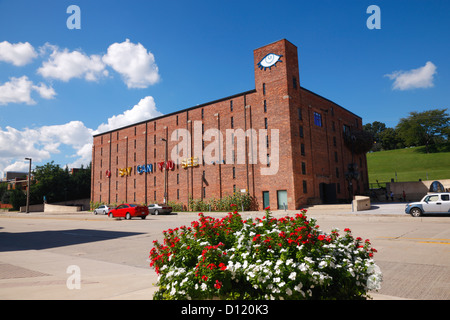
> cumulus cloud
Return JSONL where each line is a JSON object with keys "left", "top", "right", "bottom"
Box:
{"left": 0, "top": 41, "right": 37, "bottom": 66}
{"left": 0, "top": 96, "right": 163, "bottom": 176}
{"left": 95, "top": 96, "right": 163, "bottom": 134}
{"left": 103, "top": 39, "right": 160, "bottom": 88}
{"left": 37, "top": 46, "right": 107, "bottom": 82}
{"left": 0, "top": 121, "right": 94, "bottom": 177}
{"left": 0, "top": 76, "right": 56, "bottom": 105}
{"left": 385, "top": 61, "right": 437, "bottom": 90}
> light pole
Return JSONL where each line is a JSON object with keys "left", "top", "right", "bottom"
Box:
{"left": 161, "top": 138, "right": 168, "bottom": 204}
{"left": 24, "top": 157, "right": 32, "bottom": 213}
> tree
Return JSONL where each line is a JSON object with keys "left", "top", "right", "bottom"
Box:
{"left": 396, "top": 109, "right": 450, "bottom": 153}
{"left": 363, "top": 121, "right": 387, "bottom": 151}
{"left": 343, "top": 127, "right": 374, "bottom": 154}
{"left": 29, "top": 161, "right": 91, "bottom": 204}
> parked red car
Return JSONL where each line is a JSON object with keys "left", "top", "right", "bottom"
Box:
{"left": 108, "top": 203, "right": 149, "bottom": 219}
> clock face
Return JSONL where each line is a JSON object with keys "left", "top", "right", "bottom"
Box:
{"left": 257, "top": 53, "right": 282, "bottom": 70}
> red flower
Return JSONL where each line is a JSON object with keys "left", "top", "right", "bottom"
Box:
{"left": 202, "top": 275, "right": 208, "bottom": 281}
{"left": 230, "top": 204, "right": 236, "bottom": 207}
{"left": 265, "top": 206, "right": 270, "bottom": 210}
{"left": 214, "top": 280, "right": 222, "bottom": 289}
{"left": 218, "top": 263, "right": 227, "bottom": 271}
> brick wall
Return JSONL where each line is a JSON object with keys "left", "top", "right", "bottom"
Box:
{"left": 91, "top": 39, "right": 368, "bottom": 210}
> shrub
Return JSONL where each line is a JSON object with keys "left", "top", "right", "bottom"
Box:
{"left": 149, "top": 208, "right": 382, "bottom": 300}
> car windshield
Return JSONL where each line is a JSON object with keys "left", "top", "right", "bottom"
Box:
{"left": 129, "top": 204, "right": 137, "bottom": 207}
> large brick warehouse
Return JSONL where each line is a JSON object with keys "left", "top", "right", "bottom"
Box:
{"left": 91, "top": 39, "right": 369, "bottom": 210}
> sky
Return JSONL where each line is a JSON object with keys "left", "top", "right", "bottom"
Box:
{"left": 0, "top": 0, "right": 449, "bottom": 177}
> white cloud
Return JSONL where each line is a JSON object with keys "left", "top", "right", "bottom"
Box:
{"left": 0, "top": 96, "right": 163, "bottom": 177}
{"left": 37, "top": 46, "right": 107, "bottom": 82}
{"left": 0, "top": 76, "right": 56, "bottom": 105}
{"left": 385, "top": 61, "right": 437, "bottom": 90}
{"left": 0, "top": 41, "right": 37, "bottom": 66}
{"left": 95, "top": 96, "right": 163, "bottom": 134}
{"left": 103, "top": 39, "right": 160, "bottom": 88}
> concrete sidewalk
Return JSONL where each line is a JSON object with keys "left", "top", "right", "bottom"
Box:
{"left": 0, "top": 249, "right": 158, "bottom": 300}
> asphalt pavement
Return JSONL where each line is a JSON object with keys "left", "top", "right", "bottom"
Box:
{"left": 1, "top": 202, "right": 448, "bottom": 300}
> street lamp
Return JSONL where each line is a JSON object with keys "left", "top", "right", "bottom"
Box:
{"left": 24, "top": 157, "right": 32, "bottom": 213}
{"left": 161, "top": 138, "right": 168, "bottom": 204}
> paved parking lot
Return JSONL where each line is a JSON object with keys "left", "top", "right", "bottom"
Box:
{"left": 0, "top": 203, "right": 449, "bottom": 300}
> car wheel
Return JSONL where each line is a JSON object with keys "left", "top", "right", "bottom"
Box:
{"left": 410, "top": 207, "right": 422, "bottom": 217}
{"left": 103, "top": 210, "right": 107, "bottom": 215}
{"left": 109, "top": 212, "right": 114, "bottom": 218}
{"left": 154, "top": 209, "right": 159, "bottom": 215}
{"left": 125, "top": 212, "right": 131, "bottom": 220}
{"left": 141, "top": 216, "right": 146, "bottom": 220}
{"left": 94, "top": 210, "right": 98, "bottom": 215}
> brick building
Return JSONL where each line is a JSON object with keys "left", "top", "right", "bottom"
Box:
{"left": 91, "top": 39, "right": 369, "bottom": 210}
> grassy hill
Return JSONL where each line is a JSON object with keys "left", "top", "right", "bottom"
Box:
{"left": 367, "top": 146, "right": 450, "bottom": 187}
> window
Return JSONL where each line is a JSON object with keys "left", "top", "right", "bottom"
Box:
{"left": 231, "top": 117, "right": 234, "bottom": 128}
{"left": 177, "top": 189, "right": 180, "bottom": 200}
{"left": 334, "top": 151, "right": 338, "bottom": 163}
{"left": 232, "top": 167, "right": 236, "bottom": 179}
{"left": 264, "top": 118, "right": 268, "bottom": 129}
{"left": 299, "top": 126, "right": 304, "bottom": 138}
{"left": 336, "top": 167, "right": 340, "bottom": 178}
{"left": 301, "top": 143, "right": 305, "bottom": 156}
{"left": 177, "top": 173, "right": 179, "bottom": 184}
{"left": 293, "top": 76, "right": 297, "bottom": 89}
{"left": 230, "top": 101, "right": 233, "bottom": 112}
{"left": 301, "top": 162, "right": 306, "bottom": 175}
{"left": 442, "top": 195, "right": 449, "bottom": 201}
{"left": 262, "top": 83, "right": 266, "bottom": 95}
{"left": 302, "top": 180, "right": 307, "bottom": 193}
{"left": 314, "top": 112, "right": 322, "bottom": 127}
{"left": 297, "top": 108, "right": 302, "bottom": 121}
{"left": 264, "top": 100, "right": 267, "bottom": 113}
{"left": 201, "top": 108, "right": 204, "bottom": 119}
{"left": 333, "top": 136, "right": 337, "bottom": 146}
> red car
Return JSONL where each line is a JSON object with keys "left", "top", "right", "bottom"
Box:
{"left": 108, "top": 203, "right": 149, "bottom": 219}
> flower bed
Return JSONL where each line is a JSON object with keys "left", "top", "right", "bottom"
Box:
{"left": 149, "top": 208, "right": 382, "bottom": 300}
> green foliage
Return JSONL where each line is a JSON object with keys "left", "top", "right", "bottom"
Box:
{"left": 187, "top": 192, "right": 256, "bottom": 212}
{"left": 30, "top": 161, "right": 91, "bottom": 204}
{"left": 149, "top": 209, "right": 382, "bottom": 300}
{"left": 396, "top": 108, "right": 450, "bottom": 153}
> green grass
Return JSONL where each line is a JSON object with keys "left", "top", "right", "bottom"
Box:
{"left": 367, "top": 146, "right": 450, "bottom": 186}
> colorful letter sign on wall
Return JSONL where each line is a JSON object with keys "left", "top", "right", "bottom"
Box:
{"left": 119, "top": 167, "right": 132, "bottom": 177}
{"left": 181, "top": 157, "right": 199, "bottom": 169}
{"left": 157, "top": 160, "right": 174, "bottom": 171}
{"left": 137, "top": 164, "right": 153, "bottom": 174}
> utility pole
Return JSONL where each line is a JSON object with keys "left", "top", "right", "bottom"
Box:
{"left": 24, "top": 157, "right": 32, "bottom": 213}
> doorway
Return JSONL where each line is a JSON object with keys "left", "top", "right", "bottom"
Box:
{"left": 262, "top": 191, "right": 270, "bottom": 209}
{"left": 277, "top": 190, "right": 288, "bottom": 210}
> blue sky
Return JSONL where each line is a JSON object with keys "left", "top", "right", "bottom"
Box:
{"left": 0, "top": 0, "right": 449, "bottom": 176}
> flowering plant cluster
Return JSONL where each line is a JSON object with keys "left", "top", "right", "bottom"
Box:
{"left": 149, "top": 208, "right": 382, "bottom": 300}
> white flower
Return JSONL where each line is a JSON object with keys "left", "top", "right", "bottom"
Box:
{"left": 273, "top": 277, "right": 280, "bottom": 283}
{"left": 288, "top": 272, "right": 296, "bottom": 280}
{"left": 278, "top": 281, "right": 286, "bottom": 287}
{"left": 319, "top": 261, "right": 327, "bottom": 269}
{"left": 286, "top": 288, "right": 292, "bottom": 296}
{"left": 201, "top": 283, "right": 207, "bottom": 291}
